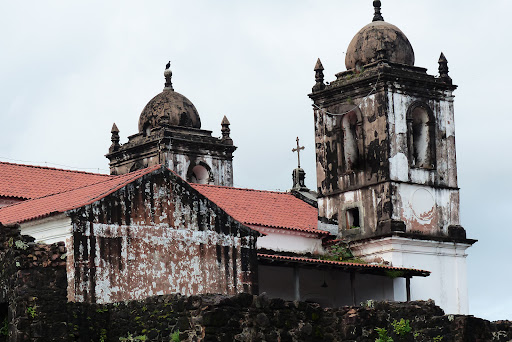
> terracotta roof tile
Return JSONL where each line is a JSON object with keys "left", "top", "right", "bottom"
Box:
{"left": 257, "top": 253, "right": 430, "bottom": 277}
{"left": 191, "top": 184, "right": 327, "bottom": 235}
{"left": 0, "top": 162, "right": 114, "bottom": 200}
{"left": 0, "top": 165, "right": 161, "bottom": 225}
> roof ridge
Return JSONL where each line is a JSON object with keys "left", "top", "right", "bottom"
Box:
{"left": 0, "top": 165, "right": 162, "bottom": 212}
{"left": 0, "top": 161, "right": 112, "bottom": 177}
{"left": 246, "top": 222, "right": 329, "bottom": 235}
{"left": 191, "top": 183, "right": 290, "bottom": 195}
{"left": 63, "top": 164, "right": 162, "bottom": 210}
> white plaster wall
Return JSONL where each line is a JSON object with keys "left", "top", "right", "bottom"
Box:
{"left": 394, "top": 183, "right": 460, "bottom": 233}
{"left": 254, "top": 228, "right": 324, "bottom": 255}
{"left": 20, "top": 214, "right": 72, "bottom": 244}
{"left": 351, "top": 237, "right": 471, "bottom": 314}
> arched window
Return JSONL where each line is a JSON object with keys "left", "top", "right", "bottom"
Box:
{"left": 187, "top": 162, "right": 213, "bottom": 184}
{"left": 407, "top": 102, "right": 435, "bottom": 168}
{"left": 341, "top": 111, "right": 360, "bottom": 172}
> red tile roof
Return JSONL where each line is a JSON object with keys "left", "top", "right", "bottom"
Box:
{"left": 258, "top": 253, "right": 430, "bottom": 277}
{"left": 0, "top": 165, "right": 161, "bottom": 225}
{"left": 0, "top": 162, "right": 114, "bottom": 200}
{"left": 191, "top": 184, "right": 328, "bottom": 236}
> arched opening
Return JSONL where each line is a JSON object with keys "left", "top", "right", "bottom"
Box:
{"left": 143, "top": 123, "right": 152, "bottom": 137}
{"left": 187, "top": 162, "right": 213, "bottom": 185}
{"left": 407, "top": 103, "right": 435, "bottom": 169}
{"left": 341, "top": 111, "right": 360, "bottom": 172}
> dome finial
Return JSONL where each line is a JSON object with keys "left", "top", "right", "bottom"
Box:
{"left": 373, "top": 0, "right": 384, "bottom": 22}
{"left": 164, "top": 61, "right": 174, "bottom": 91}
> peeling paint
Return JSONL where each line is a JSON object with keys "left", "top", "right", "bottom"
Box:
{"left": 67, "top": 168, "right": 258, "bottom": 304}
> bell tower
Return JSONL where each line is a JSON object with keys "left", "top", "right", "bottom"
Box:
{"left": 106, "top": 63, "right": 236, "bottom": 186}
{"left": 309, "top": 1, "right": 475, "bottom": 314}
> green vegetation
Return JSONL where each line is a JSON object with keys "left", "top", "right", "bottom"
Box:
{"left": 433, "top": 336, "right": 443, "bottom": 342}
{"left": 321, "top": 241, "right": 354, "bottom": 262}
{"left": 119, "top": 333, "right": 147, "bottom": 341}
{"left": 99, "top": 329, "right": 107, "bottom": 342}
{"left": 391, "top": 318, "right": 412, "bottom": 336}
{"left": 171, "top": 330, "right": 180, "bottom": 342}
{"left": 26, "top": 306, "right": 37, "bottom": 319}
{"left": 321, "top": 241, "right": 368, "bottom": 265}
{"left": 375, "top": 327, "right": 393, "bottom": 342}
{"left": 14, "top": 240, "right": 29, "bottom": 250}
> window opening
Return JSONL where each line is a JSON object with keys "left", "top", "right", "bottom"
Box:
{"left": 346, "top": 208, "right": 360, "bottom": 229}
{"left": 190, "top": 165, "right": 210, "bottom": 184}
{"left": 342, "top": 112, "right": 359, "bottom": 172}
{"left": 408, "top": 104, "right": 434, "bottom": 169}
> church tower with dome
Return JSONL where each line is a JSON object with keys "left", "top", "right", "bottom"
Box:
{"left": 310, "top": 1, "right": 475, "bottom": 314}
{"left": 105, "top": 64, "right": 236, "bottom": 186}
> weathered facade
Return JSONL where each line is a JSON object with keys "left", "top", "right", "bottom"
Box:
{"left": 106, "top": 66, "right": 236, "bottom": 186}
{"left": 309, "top": 1, "right": 475, "bottom": 314}
{"left": 310, "top": 27, "right": 460, "bottom": 240}
{"left": 66, "top": 167, "right": 258, "bottom": 303}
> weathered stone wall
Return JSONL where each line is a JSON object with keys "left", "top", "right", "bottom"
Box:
{"left": 0, "top": 224, "right": 68, "bottom": 342}
{"left": 67, "top": 168, "right": 258, "bottom": 304}
{"left": 66, "top": 293, "right": 512, "bottom": 342}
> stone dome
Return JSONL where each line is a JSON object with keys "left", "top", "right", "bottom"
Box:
{"left": 138, "top": 67, "right": 201, "bottom": 133}
{"left": 345, "top": 20, "right": 415, "bottom": 70}
{"left": 138, "top": 89, "right": 201, "bottom": 132}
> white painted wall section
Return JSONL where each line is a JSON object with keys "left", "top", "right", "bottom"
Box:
{"left": 351, "top": 236, "right": 472, "bottom": 314}
{"left": 20, "top": 213, "right": 73, "bottom": 244}
{"left": 251, "top": 226, "right": 324, "bottom": 255}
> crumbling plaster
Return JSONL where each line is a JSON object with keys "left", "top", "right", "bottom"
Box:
{"left": 66, "top": 168, "right": 257, "bottom": 304}
{"left": 107, "top": 127, "right": 236, "bottom": 186}
{"left": 312, "top": 66, "right": 460, "bottom": 239}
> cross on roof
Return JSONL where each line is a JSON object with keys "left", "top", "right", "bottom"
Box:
{"left": 292, "top": 137, "right": 305, "bottom": 168}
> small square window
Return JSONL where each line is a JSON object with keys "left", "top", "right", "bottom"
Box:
{"left": 346, "top": 208, "right": 360, "bottom": 229}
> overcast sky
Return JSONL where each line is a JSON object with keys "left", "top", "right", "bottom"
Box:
{"left": 1, "top": 1, "right": 511, "bottom": 320}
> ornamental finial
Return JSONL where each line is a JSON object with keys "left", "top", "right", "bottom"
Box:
{"left": 109, "top": 123, "right": 120, "bottom": 153}
{"left": 221, "top": 116, "right": 233, "bottom": 145}
{"left": 373, "top": 0, "right": 384, "bottom": 22}
{"left": 438, "top": 52, "right": 452, "bottom": 85}
{"left": 164, "top": 61, "right": 174, "bottom": 91}
{"left": 312, "top": 58, "right": 325, "bottom": 92}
